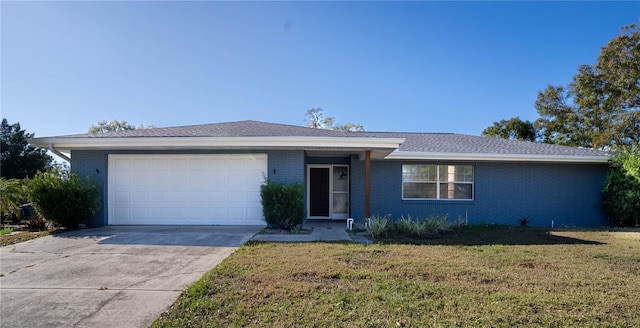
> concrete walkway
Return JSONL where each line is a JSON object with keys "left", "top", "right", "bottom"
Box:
{"left": 251, "top": 220, "right": 357, "bottom": 242}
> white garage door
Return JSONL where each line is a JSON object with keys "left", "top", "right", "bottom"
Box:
{"left": 108, "top": 154, "right": 267, "bottom": 225}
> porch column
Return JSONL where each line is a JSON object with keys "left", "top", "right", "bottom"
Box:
{"left": 364, "top": 150, "right": 371, "bottom": 219}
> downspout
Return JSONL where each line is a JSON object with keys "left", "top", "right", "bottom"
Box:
{"left": 48, "top": 144, "right": 71, "bottom": 162}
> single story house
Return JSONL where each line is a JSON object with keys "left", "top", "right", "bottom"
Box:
{"left": 30, "top": 120, "right": 610, "bottom": 227}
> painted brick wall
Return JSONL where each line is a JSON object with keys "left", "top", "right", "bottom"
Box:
{"left": 350, "top": 160, "right": 609, "bottom": 227}
{"left": 70, "top": 149, "right": 305, "bottom": 226}
{"left": 70, "top": 150, "right": 109, "bottom": 226}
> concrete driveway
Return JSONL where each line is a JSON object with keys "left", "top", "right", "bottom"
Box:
{"left": 0, "top": 226, "right": 261, "bottom": 328}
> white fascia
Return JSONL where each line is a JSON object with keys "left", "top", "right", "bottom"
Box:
{"left": 30, "top": 136, "right": 406, "bottom": 152}
{"left": 385, "top": 151, "right": 609, "bottom": 163}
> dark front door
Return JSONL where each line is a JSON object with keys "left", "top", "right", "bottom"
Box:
{"left": 309, "top": 167, "right": 330, "bottom": 216}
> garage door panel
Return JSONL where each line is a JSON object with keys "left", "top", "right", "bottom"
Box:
{"left": 109, "top": 154, "right": 267, "bottom": 225}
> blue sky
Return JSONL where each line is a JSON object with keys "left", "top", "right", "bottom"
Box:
{"left": 2, "top": 1, "right": 638, "bottom": 138}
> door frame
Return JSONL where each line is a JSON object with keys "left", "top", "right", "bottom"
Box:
{"left": 306, "top": 164, "right": 350, "bottom": 220}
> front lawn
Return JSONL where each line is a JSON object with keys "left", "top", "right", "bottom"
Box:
{"left": 153, "top": 227, "right": 640, "bottom": 327}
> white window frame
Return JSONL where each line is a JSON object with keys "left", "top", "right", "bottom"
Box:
{"left": 402, "top": 164, "right": 474, "bottom": 200}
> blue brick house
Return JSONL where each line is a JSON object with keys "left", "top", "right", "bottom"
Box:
{"left": 31, "top": 120, "right": 610, "bottom": 227}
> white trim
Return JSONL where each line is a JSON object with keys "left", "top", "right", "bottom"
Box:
{"left": 48, "top": 144, "right": 70, "bottom": 162}
{"left": 386, "top": 151, "right": 609, "bottom": 163}
{"left": 30, "top": 136, "right": 405, "bottom": 152}
{"left": 306, "top": 164, "right": 350, "bottom": 220}
{"left": 401, "top": 164, "right": 474, "bottom": 201}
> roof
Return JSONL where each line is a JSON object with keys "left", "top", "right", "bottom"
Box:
{"left": 54, "top": 120, "right": 363, "bottom": 138}
{"left": 30, "top": 120, "right": 609, "bottom": 163}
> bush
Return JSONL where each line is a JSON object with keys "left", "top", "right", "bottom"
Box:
{"left": 25, "top": 217, "right": 47, "bottom": 232}
{"left": 423, "top": 214, "right": 452, "bottom": 234}
{"left": 602, "top": 151, "right": 640, "bottom": 227}
{"left": 367, "top": 215, "right": 391, "bottom": 238}
{"left": 260, "top": 181, "right": 305, "bottom": 230}
{"left": 27, "top": 171, "right": 101, "bottom": 229}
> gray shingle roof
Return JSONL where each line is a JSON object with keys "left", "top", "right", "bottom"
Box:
{"left": 45, "top": 120, "right": 608, "bottom": 157}
{"left": 60, "top": 120, "right": 360, "bottom": 138}
{"left": 356, "top": 131, "right": 609, "bottom": 156}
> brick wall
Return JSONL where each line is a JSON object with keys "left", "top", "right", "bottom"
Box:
{"left": 350, "top": 160, "right": 609, "bottom": 227}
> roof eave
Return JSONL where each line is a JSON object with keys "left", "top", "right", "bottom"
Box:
{"left": 385, "top": 151, "right": 609, "bottom": 163}
{"left": 29, "top": 136, "right": 406, "bottom": 153}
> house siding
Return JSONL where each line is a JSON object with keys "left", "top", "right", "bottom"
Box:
{"left": 349, "top": 160, "right": 609, "bottom": 227}
{"left": 70, "top": 149, "right": 305, "bottom": 227}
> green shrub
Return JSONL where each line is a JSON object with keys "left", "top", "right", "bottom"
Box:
{"left": 260, "top": 180, "right": 305, "bottom": 230}
{"left": 367, "top": 215, "right": 391, "bottom": 238}
{"left": 0, "top": 227, "right": 12, "bottom": 235}
{"left": 27, "top": 171, "right": 100, "bottom": 229}
{"left": 424, "top": 214, "right": 452, "bottom": 234}
{"left": 395, "top": 215, "right": 415, "bottom": 236}
{"left": 603, "top": 152, "right": 640, "bottom": 227}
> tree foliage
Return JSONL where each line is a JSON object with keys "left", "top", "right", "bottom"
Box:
{"left": 481, "top": 117, "right": 537, "bottom": 141}
{"left": 27, "top": 171, "right": 101, "bottom": 229}
{"left": 534, "top": 23, "right": 640, "bottom": 150}
{"left": 88, "top": 120, "right": 154, "bottom": 133}
{"left": 484, "top": 23, "right": 640, "bottom": 150}
{"left": 0, "top": 178, "right": 25, "bottom": 223}
{"left": 602, "top": 150, "right": 640, "bottom": 227}
{"left": 304, "top": 108, "right": 364, "bottom": 131}
{"left": 1, "top": 118, "right": 53, "bottom": 179}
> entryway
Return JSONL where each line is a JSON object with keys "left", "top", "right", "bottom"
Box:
{"left": 307, "top": 165, "right": 349, "bottom": 220}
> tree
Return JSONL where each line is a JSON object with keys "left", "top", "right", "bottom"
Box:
{"left": 0, "top": 178, "right": 24, "bottom": 224}
{"left": 88, "top": 120, "right": 154, "bottom": 133}
{"left": 481, "top": 117, "right": 537, "bottom": 141}
{"left": 1, "top": 118, "right": 53, "bottom": 179}
{"left": 534, "top": 23, "right": 640, "bottom": 150}
{"left": 602, "top": 149, "right": 640, "bottom": 227}
{"left": 304, "top": 108, "right": 364, "bottom": 131}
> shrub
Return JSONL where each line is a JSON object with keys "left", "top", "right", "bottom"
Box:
{"left": 395, "top": 215, "right": 415, "bottom": 236}
{"left": 424, "top": 214, "right": 452, "bottom": 234}
{"left": 27, "top": 171, "right": 101, "bottom": 229}
{"left": 0, "top": 227, "right": 12, "bottom": 235}
{"left": 602, "top": 151, "right": 640, "bottom": 227}
{"left": 25, "top": 217, "right": 47, "bottom": 232}
{"left": 260, "top": 180, "right": 305, "bottom": 230}
{"left": 519, "top": 216, "right": 530, "bottom": 227}
{"left": 367, "top": 215, "right": 391, "bottom": 238}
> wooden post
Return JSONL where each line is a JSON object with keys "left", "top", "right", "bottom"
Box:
{"left": 364, "top": 150, "right": 371, "bottom": 219}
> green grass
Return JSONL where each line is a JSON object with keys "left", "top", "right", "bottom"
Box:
{"left": 153, "top": 227, "right": 640, "bottom": 327}
{"left": 0, "top": 227, "right": 12, "bottom": 235}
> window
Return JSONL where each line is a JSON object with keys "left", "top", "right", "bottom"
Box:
{"left": 402, "top": 165, "right": 473, "bottom": 200}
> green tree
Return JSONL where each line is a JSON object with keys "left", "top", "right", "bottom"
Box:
{"left": 534, "top": 23, "right": 640, "bottom": 150}
{"left": 482, "top": 117, "right": 537, "bottom": 141}
{"left": 304, "top": 108, "right": 364, "bottom": 131}
{"left": 602, "top": 149, "right": 640, "bottom": 227}
{"left": 0, "top": 178, "right": 25, "bottom": 224}
{"left": 1, "top": 118, "right": 53, "bottom": 179}
{"left": 88, "top": 120, "right": 154, "bottom": 133}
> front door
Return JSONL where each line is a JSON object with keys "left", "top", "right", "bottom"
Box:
{"left": 307, "top": 165, "right": 349, "bottom": 220}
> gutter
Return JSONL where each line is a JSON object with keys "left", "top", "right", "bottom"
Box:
{"left": 385, "top": 151, "right": 609, "bottom": 163}
{"left": 48, "top": 144, "right": 71, "bottom": 162}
